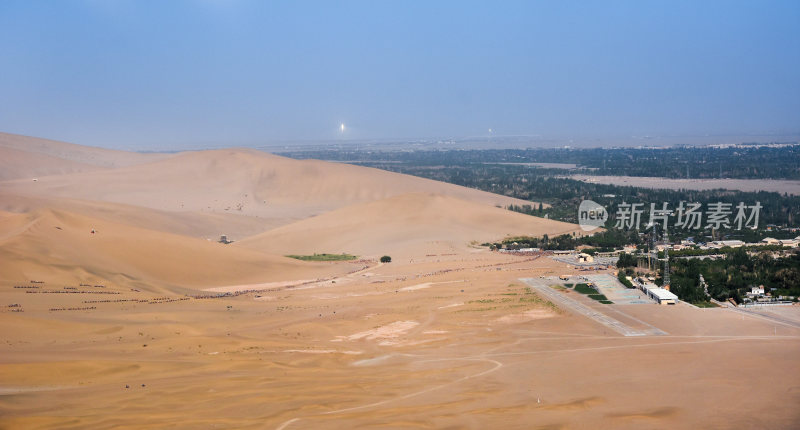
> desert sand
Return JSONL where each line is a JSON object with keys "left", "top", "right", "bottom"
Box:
{"left": 0, "top": 132, "right": 168, "bottom": 182}
{"left": 236, "top": 192, "right": 580, "bottom": 258}
{"left": 1, "top": 132, "right": 798, "bottom": 429}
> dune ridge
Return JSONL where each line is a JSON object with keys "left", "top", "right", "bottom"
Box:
{"left": 237, "top": 192, "right": 581, "bottom": 258}
{"left": 1, "top": 143, "right": 544, "bottom": 226}
{"left": 0, "top": 208, "right": 351, "bottom": 291}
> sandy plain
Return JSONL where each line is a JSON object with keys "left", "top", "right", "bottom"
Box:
{"left": 571, "top": 174, "right": 800, "bottom": 195}
{"left": 1, "top": 132, "right": 798, "bottom": 429}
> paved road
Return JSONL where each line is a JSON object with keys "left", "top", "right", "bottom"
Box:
{"left": 521, "top": 278, "right": 666, "bottom": 337}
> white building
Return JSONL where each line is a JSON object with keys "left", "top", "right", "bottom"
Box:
{"left": 633, "top": 279, "right": 679, "bottom": 305}
{"left": 710, "top": 240, "right": 744, "bottom": 249}
{"left": 746, "top": 285, "right": 767, "bottom": 300}
{"left": 648, "top": 287, "right": 679, "bottom": 305}
{"left": 640, "top": 282, "right": 678, "bottom": 305}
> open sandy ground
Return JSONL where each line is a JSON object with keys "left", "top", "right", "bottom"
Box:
{"left": 1, "top": 253, "right": 798, "bottom": 429}
{"left": 572, "top": 174, "right": 800, "bottom": 195}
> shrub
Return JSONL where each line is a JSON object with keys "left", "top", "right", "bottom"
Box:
{"left": 380, "top": 255, "right": 392, "bottom": 263}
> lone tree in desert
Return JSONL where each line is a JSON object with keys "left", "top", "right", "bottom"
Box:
{"left": 380, "top": 255, "right": 392, "bottom": 263}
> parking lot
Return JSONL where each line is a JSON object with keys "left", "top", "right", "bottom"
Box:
{"left": 583, "top": 274, "right": 654, "bottom": 304}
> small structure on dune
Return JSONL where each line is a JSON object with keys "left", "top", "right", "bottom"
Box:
{"left": 219, "top": 234, "right": 232, "bottom": 244}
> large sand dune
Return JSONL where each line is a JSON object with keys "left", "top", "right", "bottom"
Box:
{"left": 238, "top": 192, "right": 581, "bottom": 258}
{"left": 1, "top": 145, "right": 541, "bottom": 228}
{"left": 0, "top": 208, "right": 351, "bottom": 291}
{"left": 0, "top": 132, "right": 167, "bottom": 173}
{"left": 0, "top": 192, "right": 277, "bottom": 241}
{"left": 0, "top": 133, "right": 571, "bottom": 289}
{"left": 0, "top": 146, "right": 106, "bottom": 181}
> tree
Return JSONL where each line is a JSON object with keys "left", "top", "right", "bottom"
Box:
{"left": 617, "top": 252, "right": 636, "bottom": 268}
{"left": 380, "top": 255, "right": 392, "bottom": 263}
{"left": 618, "top": 271, "right": 634, "bottom": 288}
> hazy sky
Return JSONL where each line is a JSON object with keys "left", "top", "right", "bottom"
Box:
{"left": 1, "top": 1, "right": 799, "bottom": 149}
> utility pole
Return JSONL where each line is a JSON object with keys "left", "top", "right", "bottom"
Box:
{"left": 663, "top": 228, "right": 671, "bottom": 290}
{"left": 650, "top": 224, "right": 658, "bottom": 271}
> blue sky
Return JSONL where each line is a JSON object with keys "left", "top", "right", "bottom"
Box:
{"left": 1, "top": 1, "right": 798, "bottom": 149}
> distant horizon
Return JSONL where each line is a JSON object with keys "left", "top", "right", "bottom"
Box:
{"left": 4, "top": 129, "right": 799, "bottom": 153}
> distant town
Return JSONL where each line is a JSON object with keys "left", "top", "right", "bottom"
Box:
{"left": 495, "top": 229, "right": 799, "bottom": 308}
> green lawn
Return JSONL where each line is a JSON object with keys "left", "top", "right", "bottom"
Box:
{"left": 588, "top": 294, "right": 609, "bottom": 301}
{"left": 692, "top": 301, "right": 718, "bottom": 308}
{"left": 574, "top": 283, "right": 596, "bottom": 294}
{"left": 285, "top": 253, "right": 357, "bottom": 261}
{"left": 599, "top": 300, "right": 614, "bottom": 304}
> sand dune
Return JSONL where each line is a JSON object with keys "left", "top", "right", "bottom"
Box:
{"left": 1, "top": 134, "right": 561, "bottom": 248}
{"left": 1, "top": 146, "right": 542, "bottom": 228}
{"left": 0, "top": 146, "right": 105, "bottom": 181}
{"left": 0, "top": 132, "right": 167, "bottom": 171}
{"left": 0, "top": 133, "right": 575, "bottom": 290}
{"left": 237, "top": 193, "right": 581, "bottom": 258}
{"left": 0, "top": 208, "right": 352, "bottom": 291}
{"left": 0, "top": 192, "right": 278, "bottom": 242}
